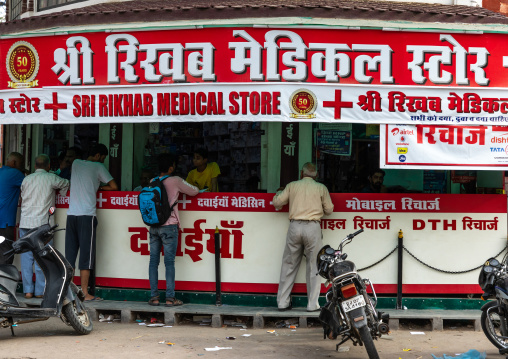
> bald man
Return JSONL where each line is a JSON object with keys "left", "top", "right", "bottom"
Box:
{"left": 0, "top": 152, "right": 25, "bottom": 264}
{"left": 272, "top": 162, "right": 334, "bottom": 312}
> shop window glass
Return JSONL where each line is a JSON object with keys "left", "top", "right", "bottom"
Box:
{"left": 42, "top": 124, "right": 98, "bottom": 172}
{"left": 37, "top": 0, "right": 85, "bottom": 12}
{"left": 142, "top": 122, "right": 262, "bottom": 193}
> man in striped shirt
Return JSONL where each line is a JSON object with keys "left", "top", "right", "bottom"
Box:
{"left": 19, "top": 154, "right": 69, "bottom": 299}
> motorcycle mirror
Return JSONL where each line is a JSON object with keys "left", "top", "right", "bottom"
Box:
{"left": 325, "top": 247, "right": 335, "bottom": 255}
{"left": 0, "top": 236, "right": 4, "bottom": 244}
{"left": 483, "top": 266, "right": 494, "bottom": 273}
{"left": 490, "top": 258, "right": 500, "bottom": 267}
{"left": 48, "top": 207, "right": 55, "bottom": 216}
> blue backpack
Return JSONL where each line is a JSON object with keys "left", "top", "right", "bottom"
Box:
{"left": 138, "top": 176, "right": 177, "bottom": 227}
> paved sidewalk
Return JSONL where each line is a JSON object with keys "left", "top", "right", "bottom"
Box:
{"left": 19, "top": 296, "right": 481, "bottom": 331}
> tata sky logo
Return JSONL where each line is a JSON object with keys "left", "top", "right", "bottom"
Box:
{"left": 399, "top": 155, "right": 407, "bottom": 162}
{"left": 489, "top": 145, "right": 508, "bottom": 155}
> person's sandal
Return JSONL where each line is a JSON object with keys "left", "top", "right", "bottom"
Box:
{"left": 165, "top": 298, "right": 183, "bottom": 307}
{"left": 148, "top": 296, "right": 160, "bottom": 306}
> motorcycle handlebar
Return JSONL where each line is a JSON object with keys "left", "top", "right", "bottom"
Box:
{"left": 339, "top": 229, "right": 365, "bottom": 251}
{"left": 348, "top": 228, "right": 364, "bottom": 239}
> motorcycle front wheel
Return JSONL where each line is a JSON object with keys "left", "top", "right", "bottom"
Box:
{"left": 481, "top": 304, "right": 508, "bottom": 350}
{"left": 358, "top": 325, "right": 380, "bottom": 359}
{"left": 62, "top": 299, "right": 93, "bottom": 335}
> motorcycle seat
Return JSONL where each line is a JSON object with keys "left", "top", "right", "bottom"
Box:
{"left": 0, "top": 264, "right": 21, "bottom": 282}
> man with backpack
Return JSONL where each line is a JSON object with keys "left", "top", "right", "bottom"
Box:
{"left": 145, "top": 153, "right": 199, "bottom": 307}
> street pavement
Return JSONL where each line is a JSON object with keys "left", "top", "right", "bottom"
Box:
{"left": 0, "top": 317, "right": 506, "bottom": 358}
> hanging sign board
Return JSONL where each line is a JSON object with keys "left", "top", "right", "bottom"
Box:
{"left": 380, "top": 124, "right": 508, "bottom": 170}
{"left": 316, "top": 129, "right": 352, "bottom": 156}
{"left": 4, "top": 28, "right": 508, "bottom": 124}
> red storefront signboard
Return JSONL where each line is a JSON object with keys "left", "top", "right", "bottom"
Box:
{"left": 3, "top": 28, "right": 508, "bottom": 124}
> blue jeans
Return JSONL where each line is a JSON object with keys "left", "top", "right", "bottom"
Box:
{"left": 149, "top": 225, "right": 178, "bottom": 299}
{"left": 20, "top": 228, "right": 51, "bottom": 296}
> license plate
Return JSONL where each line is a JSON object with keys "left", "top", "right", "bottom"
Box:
{"left": 342, "top": 295, "right": 366, "bottom": 313}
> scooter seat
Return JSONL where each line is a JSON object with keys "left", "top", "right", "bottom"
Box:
{"left": 0, "top": 264, "right": 20, "bottom": 282}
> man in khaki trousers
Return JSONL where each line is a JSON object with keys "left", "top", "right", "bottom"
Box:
{"left": 273, "top": 162, "right": 334, "bottom": 312}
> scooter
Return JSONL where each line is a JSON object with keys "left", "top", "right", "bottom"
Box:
{"left": 0, "top": 207, "right": 93, "bottom": 336}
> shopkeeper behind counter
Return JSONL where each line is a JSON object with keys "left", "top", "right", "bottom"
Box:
{"left": 186, "top": 148, "right": 220, "bottom": 192}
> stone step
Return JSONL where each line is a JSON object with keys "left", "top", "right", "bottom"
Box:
{"left": 80, "top": 300, "right": 482, "bottom": 331}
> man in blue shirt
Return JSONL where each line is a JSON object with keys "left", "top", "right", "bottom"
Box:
{"left": 0, "top": 152, "right": 25, "bottom": 264}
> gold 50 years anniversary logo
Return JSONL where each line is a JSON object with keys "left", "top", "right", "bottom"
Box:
{"left": 7, "top": 41, "right": 39, "bottom": 88}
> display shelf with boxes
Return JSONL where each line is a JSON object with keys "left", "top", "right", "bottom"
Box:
{"left": 144, "top": 122, "right": 262, "bottom": 193}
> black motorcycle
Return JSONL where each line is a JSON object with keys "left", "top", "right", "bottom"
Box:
{"left": 478, "top": 255, "right": 508, "bottom": 355}
{"left": 0, "top": 208, "right": 93, "bottom": 336}
{"left": 317, "top": 229, "right": 389, "bottom": 359}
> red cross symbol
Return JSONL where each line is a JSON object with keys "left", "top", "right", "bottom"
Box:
{"left": 44, "top": 92, "right": 67, "bottom": 121}
{"left": 323, "top": 90, "right": 353, "bottom": 120}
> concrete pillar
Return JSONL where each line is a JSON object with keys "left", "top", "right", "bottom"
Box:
{"left": 266, "top": 122, "right": 281, "bottom": 192}
{"left": 474, "top": 319, "right": 481, "bottom": 332}
{"left": 211, "top": 314, "right": 223, "bottom": 328}
{"left": 121, "top": 123, "right": 134, "bottom": 191}
{"left": 121, "top": 309, "right": 135, "bottom": 323}
{"left": 299, "top": 316, "right": 307, "bottom": 329}
{"left": 99, "top": 123, "right": 110, "bottom": 169}
{"left": 298, "top": 122, "right": 313, "bottom": 170}
{"left": 253, "top": 314, "right": 265, "bottom": 329}
{"left": 165, "top": 311, "right": 179, "bottom": 326}
{"left": 388, "top": 318, "right": 399, "bottom": 331}
{"left": 432, "top": 317, "right": 443, "bottom": 331}
{"left": 86, "top": 307, "right": 98, "bottom": 322}
{"left": 30, "top": 124, "right": 44, "bottom": 171}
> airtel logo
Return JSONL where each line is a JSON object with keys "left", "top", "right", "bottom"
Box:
{"left": 391, "top": 128, "right": 414, "bottom": 136}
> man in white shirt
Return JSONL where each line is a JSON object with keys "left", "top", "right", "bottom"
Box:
{"left": 65, "top": 144, "right": 118, "bottom": 302}
{"left": 19, "top": 154, "right": 69, "bottom": 299}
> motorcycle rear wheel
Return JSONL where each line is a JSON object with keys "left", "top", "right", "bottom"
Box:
{"left": 481, "top": 305, "right": 508, "bottom": 350}
{"left": 358, "top": 325, "right": 380, "bottom": 359}
{"left": 62, "top": 299, "right": 93, "bottom": 335}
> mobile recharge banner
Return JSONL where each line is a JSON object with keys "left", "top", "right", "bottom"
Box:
{"left": 380, "top": 124, "right": 508, "bottom": 170}
{"left": 42, "top": 192, "right": 508, "bottom": 294}
{"left": 8, "top": 27, "right": 508, "bottom": 125}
